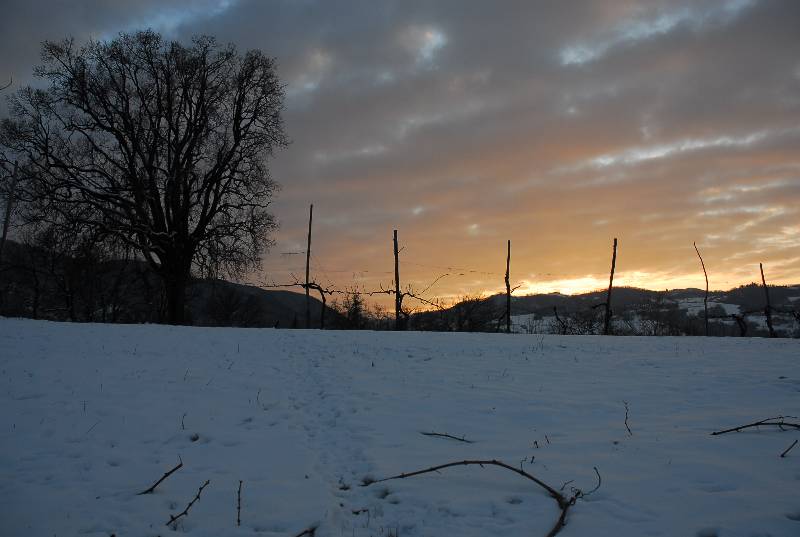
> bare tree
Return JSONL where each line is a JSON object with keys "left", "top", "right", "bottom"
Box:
{"left": 1, "top": 31, "right": 287, "bottom": 324}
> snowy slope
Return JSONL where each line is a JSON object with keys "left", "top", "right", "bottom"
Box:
{"left": 1, "top": 318, "right": 799, "bottom": 537}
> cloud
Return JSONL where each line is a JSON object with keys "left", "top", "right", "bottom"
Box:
{"left": 1, "top": 0, "right": 799, "bottom": 299}
{"left": 558, "top": 0, "right": 758, "bottom": 66}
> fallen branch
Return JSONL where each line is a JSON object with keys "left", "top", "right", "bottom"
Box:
{"left": 166, "top": 479, "right": 210, "bottom": 527}
{"left": 137, "top": 457, "right": 183, "bottom": 495}
{"left": 420, "top": 431, "right": 474, "bottom": 443}
{"left": 780, "top": 439, "right": 798, "bottom": 458}
{"left": 710, "top": 416, "right": 800, "bottom": 436}
{"left": 363, "top": 459, "right": 591, "bottom": 537}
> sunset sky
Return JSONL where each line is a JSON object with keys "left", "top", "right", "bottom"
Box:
{"left": 2, "top": 0, "right": 799, "bottom": 305}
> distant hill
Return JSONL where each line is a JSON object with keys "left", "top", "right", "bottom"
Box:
{"left": 2, "top": 238, "right": 797, "bottom": 335}
{"left": 412, "top": 284, "right": 800, "bottom": 337}
{"left": 0, "top": 240, "right": 341, "bottom": 328}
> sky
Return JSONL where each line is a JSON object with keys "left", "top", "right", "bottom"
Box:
{"left": 1, "top": 0, "right": 799, "bottom": 306}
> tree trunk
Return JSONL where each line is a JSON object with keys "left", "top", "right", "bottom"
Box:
{"left": 162, "top": 257, "right": 192, "bottom": 325}
{"left": 164, "top": 276, "right": 187, "bottom": 325}
{"left": 0, "top": 161, "right": 18, "bottom": 268}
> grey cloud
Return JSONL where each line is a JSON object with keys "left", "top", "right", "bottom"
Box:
{"left": 2, "top": 0, "right": 798, "bottom": 295}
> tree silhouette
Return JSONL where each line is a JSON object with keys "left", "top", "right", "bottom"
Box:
{"left": 1, "top": 31, "right": 287, "bottom": 324}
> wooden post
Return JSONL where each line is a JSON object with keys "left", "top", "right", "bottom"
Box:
{"left": 603, "top": 238, "right": 617, "bottom": 335}
{"left": 760, "top": 263, "right": 776, "bottom": 338}
{"left": 305, "top": 204, "right": 313, "bottom": 328}
{"left": 693, "top": 242, "right": 709, "bottom": 336}
{"left": 505, "top": 240, "right": 511, "bottom": 334}
{"left": 0, "top": 161, "right": 18, "bottom": 268}
{"left": 318, "top": 287, "right": 326, "bottom": 330}
{"left": 394, "top": 229, "right": 401, "bottom": 331}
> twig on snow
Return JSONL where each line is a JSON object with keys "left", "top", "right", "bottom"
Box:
{"left": 84, "top": 420, "right": 101, "bottom": 436}
{"left": 363, "top": 459, "right": 589, "bottom": 537}
{"left": 780, "top": 439, "right": 798, "bottom": 458}
{"left": 294, "top": 525, "right": 317, "bottom": 537}
{"left": 710, "top": 416, "right": 800, "bottom": 436}
{"left": 623, "top": 401, "right": 633, "bottom": 436}
{"left": 583, "top": 467, "right": 602, "bottom": 497}
{"left": 138, "top": 457, "right": 183, "bottom": 495}
{"left": 420, "top": 431, "right": 474, "bottom": 443}
{"left": 237, "top": 480, "right": 243, "bottom": 526}
{"left": 166, "top": 479, "right": 210, "bottom": 527}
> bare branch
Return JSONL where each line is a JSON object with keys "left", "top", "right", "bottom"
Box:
{"left": 364, "top": 459, "right": 593, "bottom": 537}
{"left": 166, "top": 479, "right": 211, "bottom": 527}
{"left": 710, "top": 416, "right": 800, "bottom": 436}
{"left": 420, "top": 431, "right": 474, "bottom": 443}
{"left": 780, "top": 439, "right": 798, "bottom": 458}
{"left": 137, "top": 457, "right": 183, "bottom": 495}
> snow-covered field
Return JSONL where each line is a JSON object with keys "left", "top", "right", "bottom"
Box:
{"left": 1, "top": 318, "right": 799, "bottom": 537}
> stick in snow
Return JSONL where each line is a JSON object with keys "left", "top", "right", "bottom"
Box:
{"left": 237, "top": 480, "right": 242, "bottom": 527}
{"left": 294, "top": 526, "right": 317, "bottom": 537}
{"left": 623, "top": 401, "right": 633, "bottom": 436}
{"left": 138, "top": 457, "right": 183, "bottom": 495}
{"left": 84, "top": 420, "right": 101, "bottom": 436}
{"left": 710, "top": 416, "right": 800, "bottom": 436}
{"left": 420, "top": 431, "right": 474, "bottom": 443}
{"left": 780, "top": 439, "right": 798, "bottom": 458}
{"left": 166, "top": 479, "right": 210, "bottom": 527}
{"left": 363, "top": 459, "right": 593, "bottom": 537}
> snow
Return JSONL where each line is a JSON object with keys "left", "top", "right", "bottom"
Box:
{"left": 678, "top": 298, "right": 741, "bottom": 316}
{"left": 511, "top": 313, "right": 554, "bottom": 334}
{"left": 1, "top": 318, "right": 799, "bottom": 537}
